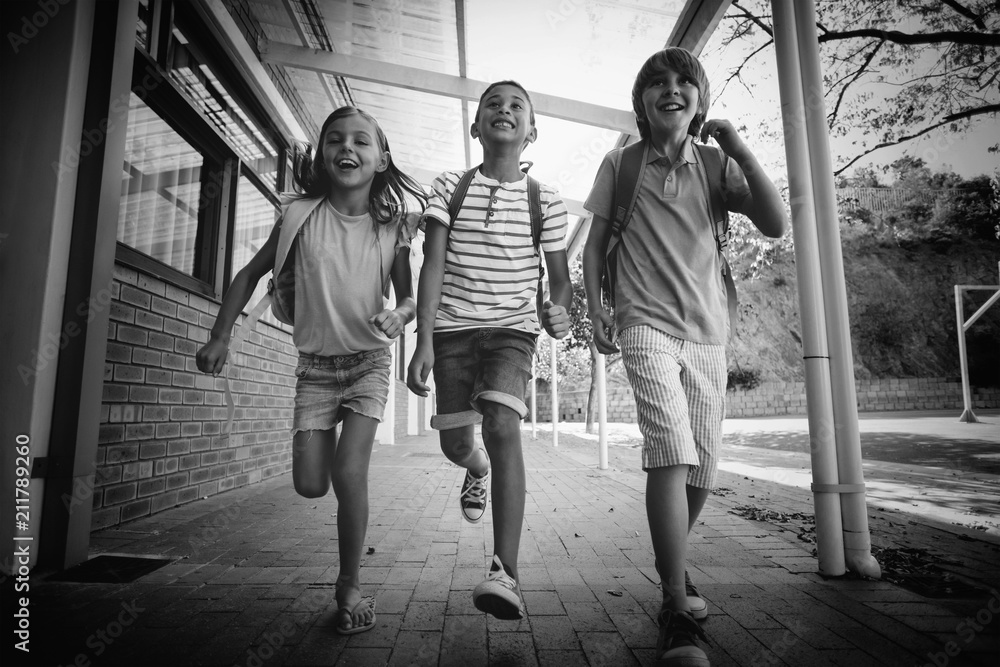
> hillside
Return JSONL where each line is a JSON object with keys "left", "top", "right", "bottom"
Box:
{"left": 729, "top": 236, "right": 1000, "bottom": 386}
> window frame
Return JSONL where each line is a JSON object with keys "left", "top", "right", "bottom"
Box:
{"left": 115, "top": 3, "right": 291, "bottom": 302}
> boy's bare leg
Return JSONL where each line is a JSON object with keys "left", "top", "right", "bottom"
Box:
{"left": 439, "top": 424, "right": 489, "bottom": 476}
{"left": 686, "top": 485, "right": 710, "bottom": 533}
{"left": 480, "top": 401, "right": 525, "bottom": 578}
{"left": 647, "top": 465, "right": 693, "bottom": 613}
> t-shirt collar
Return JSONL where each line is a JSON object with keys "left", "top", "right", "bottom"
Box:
{"left": 646, "top": 135, "right": 697, "bottom": 166}
{"left": 474, "top": 167, "right": 528, "bottom": 188}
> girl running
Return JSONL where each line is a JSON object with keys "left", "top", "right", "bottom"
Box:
{"left": 197, "top": 106, "right": 426, "bottom": 634}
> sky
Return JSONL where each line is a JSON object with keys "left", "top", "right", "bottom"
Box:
{"left": 461, "top": 0, "right": 998, "bottom": 201}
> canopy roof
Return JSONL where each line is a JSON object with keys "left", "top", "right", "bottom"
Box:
{"left": 226, "top": 0, "right": 730, "bottom": 250}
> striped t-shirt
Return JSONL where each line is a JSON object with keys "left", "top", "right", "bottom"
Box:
{"left": 424, "top": 168, "right": 568, "bottom": 334}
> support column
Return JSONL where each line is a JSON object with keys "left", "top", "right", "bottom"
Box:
{"left": 772, "top": 0, "right": 879, "bottom": 578}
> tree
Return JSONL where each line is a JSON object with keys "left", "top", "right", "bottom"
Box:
{"left": 711, "top": 0, "right": 999, "bottom": 176}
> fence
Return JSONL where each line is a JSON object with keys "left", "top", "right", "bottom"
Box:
{"left": 532, "top": 377, "right": 1000, "bottom": 422}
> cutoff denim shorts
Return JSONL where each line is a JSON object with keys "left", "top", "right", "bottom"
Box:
{"left": 292, "top": 348, "right": 391, "bottom": 435}
{"left": 430, "top": 328, "right": 537, "bottom": 430}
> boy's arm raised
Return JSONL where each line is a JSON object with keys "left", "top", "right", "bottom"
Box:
{"left": 701, "top": 119, "right": 788, "bottom": 239}
{"left": 196, "top": 222, "right": 278, "bottom": 375}
{"left": 582, "top": 213, "right": 618, "bottom": 354}
{"left": 406, "top": 220, "right": 448, "bottom": 396}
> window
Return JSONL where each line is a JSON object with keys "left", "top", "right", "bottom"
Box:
{"left": 232, "top": 173, "right": 281, "bottom": 325}
{"left": 117, "top": 92, "right": 214, "bottom": 277}
{"left": 116, "top": 2, "right": 289, "bottom": 301}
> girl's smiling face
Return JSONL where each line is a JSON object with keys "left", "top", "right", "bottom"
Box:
{"left": 472, "top": 84, "right": 536, "bottom": 148}
{"left": 321, "top": 113, "right": 389, "bottom": 189}
{"left": 641, "top": 68, "right": 700, "bottom": 140}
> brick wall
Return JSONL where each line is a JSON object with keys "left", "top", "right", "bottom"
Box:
{"left": 532, "top": 378, "right": 1000, "bottom": 422}
{"left": 95, "top": 264, "right": 296, "bottom": 530}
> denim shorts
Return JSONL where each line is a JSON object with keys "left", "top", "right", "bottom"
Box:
{"left": 292, "top": 348, "right": 392, "bottom": 434}
{"left": 430, "top": 328, "right": 537, "bottom": 430}
{"left": 618, "top": 325, "right": 725, "bottom": 488}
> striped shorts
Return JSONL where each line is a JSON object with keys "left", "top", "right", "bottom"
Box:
{"left": 619, "top": 325, "right": 726, "bottom": 488}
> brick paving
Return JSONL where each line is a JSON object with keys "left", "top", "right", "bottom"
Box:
{"left": 11, "top": 423, "right": 1000, "bottom": 667}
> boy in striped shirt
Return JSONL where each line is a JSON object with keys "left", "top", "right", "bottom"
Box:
{"left": 407, "top": 80, "right": 572, "bottom": 619}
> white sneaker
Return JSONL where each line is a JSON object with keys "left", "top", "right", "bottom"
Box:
{"left": 459, "top": 458, "right": 489, "bottom": 523}
{"left": 473, "top": 555, "right": 524, "bottom": 620}
{"left": 685, "top": 570, "right": 708, "bottom": 621}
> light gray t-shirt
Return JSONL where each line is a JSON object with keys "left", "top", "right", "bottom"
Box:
{"left": 293, "top": 201, "right": 413, "bottom": 356}
{"left": 584, "top": 138, "right": 750, "bottom": 345}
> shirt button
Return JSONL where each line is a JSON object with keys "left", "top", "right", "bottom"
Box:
{"left": 666, "top": 176, "right": 673, "bottom": 182}
{"left": 492, "top": 198, "right": 498, "bottom": 203}
{"left": 488, "top": 211, "right": 495, "bottom": 217}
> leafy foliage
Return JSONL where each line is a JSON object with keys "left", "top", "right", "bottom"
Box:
{"left": 836, "top": 158, "right": 998, "bottom": 244}
{"left": 712, "top": 0, "right": 1000, "bottom": 175}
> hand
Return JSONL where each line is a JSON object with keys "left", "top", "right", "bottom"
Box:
{"left": 589, "top": 308, "right": 619, "bottom": 355}
{"left": 196, "top": 338, "right": 229, "bottom": 375}
{"left": 700, "top": 119, "right": 749, "bottom": 161}
{"left": 406, "top": 344, "right": 434, "bottom": 396}
{"left": 540, "top": 300, "right": 570, "bottom": 339}
{"left": 370, "top": 309, "right": 404, "bottom": 339}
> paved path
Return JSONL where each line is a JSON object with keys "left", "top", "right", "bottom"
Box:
{"left": 11, "top": 414, "right": 1000, "bottom": 667}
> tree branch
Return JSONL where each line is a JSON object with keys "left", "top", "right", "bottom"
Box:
{"left": 939, "top": 0, "right": 988, "bottom": 30}
{"left": 730, "top": 0, "right": 773, "bottom": 37}
{"left": 828, "top": 42, "right": 883, "bottom": 125}
{"left": 818, "top": 28, "right": 1000, "bottom": 47}
{"left": 835, "top": 104, "right": 1000, "bottom": 175}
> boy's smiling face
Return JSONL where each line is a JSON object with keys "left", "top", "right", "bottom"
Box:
{"left": 641, "top": 67, "right": 700, "bottom": 140}
{"left": 471, "top": 84, "right": 536, "bottom": 150}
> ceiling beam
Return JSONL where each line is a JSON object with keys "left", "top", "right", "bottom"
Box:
{"left": 454, "top": 0, "right": 472, "bottom": 170}
{"left": 259, "top": 40, "right": 637, "bottom": 135}
{"left": 666, "top": 0, "right": 732, "bottom": 56}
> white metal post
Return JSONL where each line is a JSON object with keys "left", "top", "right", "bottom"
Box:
{"left": 550, "top": 336, "right": 558, "bottom": 447}
{"left": 955, "top": 285, "right": 977, "bottom": 423}
{"left": 531, "top": 355, "right": 538, "bottom": 437}
{"left": 595, "top": 347, "right": 608, "bottom": 470}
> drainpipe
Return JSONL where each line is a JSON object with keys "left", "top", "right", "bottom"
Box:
{"left": 772, "top": 0, "right": 880, "bottom": 578}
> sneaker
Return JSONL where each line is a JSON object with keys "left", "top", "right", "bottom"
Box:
{"left": 685, "top": 570, "right": 708, "bottom": 621}
{"left": 473, "top": 554, "right": 524, "bottom": 620}
{"left": 459, "top": 456, "right": 489, "bottom": 523}
{"left": 655, "top": 609, "right": 710, "bottom": 667}
{"left": 656, "top": 561, "right": 708, "bottom": 621}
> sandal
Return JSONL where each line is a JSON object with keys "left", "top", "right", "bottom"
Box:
{"left": 336, "top": 595, "right": 376, "bottom": 635}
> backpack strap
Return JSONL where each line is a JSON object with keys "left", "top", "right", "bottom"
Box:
{"left": 447, "top": 167, "right": 479, "bottom": 225}
{"left": 694, "top": 143, "right": 729, "bottom": 254}
{"left": 694, "top": 142, "right": 738, "bottom": 338}
{"left": 611, "top": 140, "right": 649, "bottom": 238}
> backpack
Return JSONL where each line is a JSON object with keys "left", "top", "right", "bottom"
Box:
{"left": 446, "top": 165, "right": 547, "bottom": 318}
{"left": 268, "top": 195, "right": 327, "bottom": 325}
{"left": 601, "top": 140, "right": 738, "bottom": 336}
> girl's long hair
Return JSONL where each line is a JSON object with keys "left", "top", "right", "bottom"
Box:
{"left": 292, "top": 106, "right": 427, "bottom": 225}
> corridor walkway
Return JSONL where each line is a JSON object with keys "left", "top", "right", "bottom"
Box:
{"left": 12, "top": 413, "right": 1000, "bottom": 666}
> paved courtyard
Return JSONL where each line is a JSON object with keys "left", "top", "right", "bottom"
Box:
{"left": 9, "top": 412, "right": 1000, "bottom": 666}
